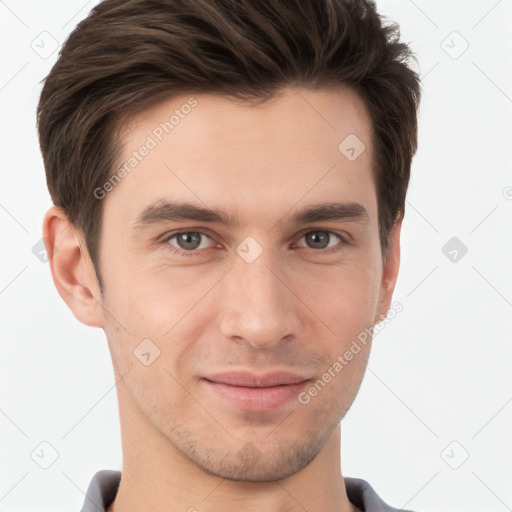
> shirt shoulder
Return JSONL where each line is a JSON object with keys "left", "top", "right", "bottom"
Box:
{"left": 80, "top": 470, "right": 121, "bottom": 512}
{"left": 345, "top": 476, "right": 417, "bottom": 512}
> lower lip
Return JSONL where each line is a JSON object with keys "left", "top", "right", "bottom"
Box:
{"left": 203, "top": 379, "right": 309, "bottom": 412}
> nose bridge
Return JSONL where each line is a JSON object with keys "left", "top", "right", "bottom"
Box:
{"left": 219, "top": 244, "right": 299, "bottom": 348}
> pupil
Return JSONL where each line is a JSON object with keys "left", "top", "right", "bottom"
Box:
{"left": 178, "top": 232, "right": 201, "bottom": 250}
{"left": 306, "top": 231, "right": 329, "bottom": 249}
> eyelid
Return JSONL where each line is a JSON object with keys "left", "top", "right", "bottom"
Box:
{"left": 162, "top": 229, "right": 217, "bottom": 250}
{"left": 291, "top": 229, "right": 348, "bottom": 252}
{"left": 161, "top": 228, "right": 349, "bottom": 256}
{"left": 294, "top": 227, "right": 347, "bottom": 242}
{"left": 295, "top": 230, "right": 340, "bottom": 243}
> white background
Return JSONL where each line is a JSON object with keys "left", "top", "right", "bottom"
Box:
{"left": 1, "top": 1, "right": 511, "bottom": 511}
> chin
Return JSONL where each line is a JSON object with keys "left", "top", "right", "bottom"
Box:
{"left": 186, "top": 434, "right": 327, "bottom": 482}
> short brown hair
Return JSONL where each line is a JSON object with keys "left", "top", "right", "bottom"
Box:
{"left": 37, "top": 0, "right": 421, "bottom": 293}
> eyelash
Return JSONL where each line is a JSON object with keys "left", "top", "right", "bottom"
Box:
{"left": 161, "top": 229, "right": 349, "bottom": 257}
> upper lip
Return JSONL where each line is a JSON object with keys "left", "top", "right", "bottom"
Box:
{"left": 203, "top": 371, "right": 310, "bottom": 388}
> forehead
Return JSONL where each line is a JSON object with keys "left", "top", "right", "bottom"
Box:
{"left": 105, "top": 86, "right": 376, "bottom": 228}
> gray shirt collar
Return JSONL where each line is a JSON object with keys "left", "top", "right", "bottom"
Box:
{"left": 80, "top": 470, "right": 414, "bottom": 512}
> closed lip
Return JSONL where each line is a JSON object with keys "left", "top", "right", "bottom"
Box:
{"left": 202, "top": 371, "right": 310, "bottom": 388}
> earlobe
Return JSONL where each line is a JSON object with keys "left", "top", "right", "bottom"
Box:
{"left": 42, "top": 206, "right": 104, "bottom": 328}
{"left": 375, "top": 216, "right": 402, "bottom": 324}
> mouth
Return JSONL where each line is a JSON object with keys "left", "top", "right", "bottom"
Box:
{"left": 202, "top": 371, "right": 311, "bottom": 412}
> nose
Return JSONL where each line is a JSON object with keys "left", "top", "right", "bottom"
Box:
{"left": 218, "top": 248, "right": 302, "bottom": 349}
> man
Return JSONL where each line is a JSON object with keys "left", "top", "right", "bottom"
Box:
{"left": 38, "top": 0, "right": 421, "bottom": 510}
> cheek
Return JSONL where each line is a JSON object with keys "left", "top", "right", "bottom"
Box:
{"left": 299, "top": 257, "right": 381, "bottom": 338}
{"left": 101, "top": 267, "right": 222, "bottom": 395}
{"left": 104, "top": 258, "right": 223, "bottom": 337}
{"left": 101, "top": 298, "right": 194, "bottom": 409}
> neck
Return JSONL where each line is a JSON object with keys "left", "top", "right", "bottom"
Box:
{"left": 108, "top": 379, "right": 359, "bottom": 512}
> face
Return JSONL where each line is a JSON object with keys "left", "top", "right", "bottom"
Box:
{"left": 77, "top": 86, "right": 399, "bottom": 481}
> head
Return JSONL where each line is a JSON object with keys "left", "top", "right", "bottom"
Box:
{"left": 39, "top": 0, "right": 420, "bottom": 482}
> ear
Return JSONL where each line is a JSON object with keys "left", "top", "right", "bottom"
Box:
{"left": 42, "top": 205, "right": 104, "bottom": 328}
{"left": 374, "top": 215, "right": 402, "bottom": 324}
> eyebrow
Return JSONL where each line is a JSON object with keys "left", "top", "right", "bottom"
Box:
{"left": 133, "top": 199, "right": 369, "bottom": 230}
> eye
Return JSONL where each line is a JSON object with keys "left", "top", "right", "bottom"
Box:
{"left": 161, "top": 229, "right": 348, "bottom": 257}
{"left": 164, "top": 231, "right": 215, "bottom": 254}
{"left": 295, "top": 230, "right": 345, "bottom": 252}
